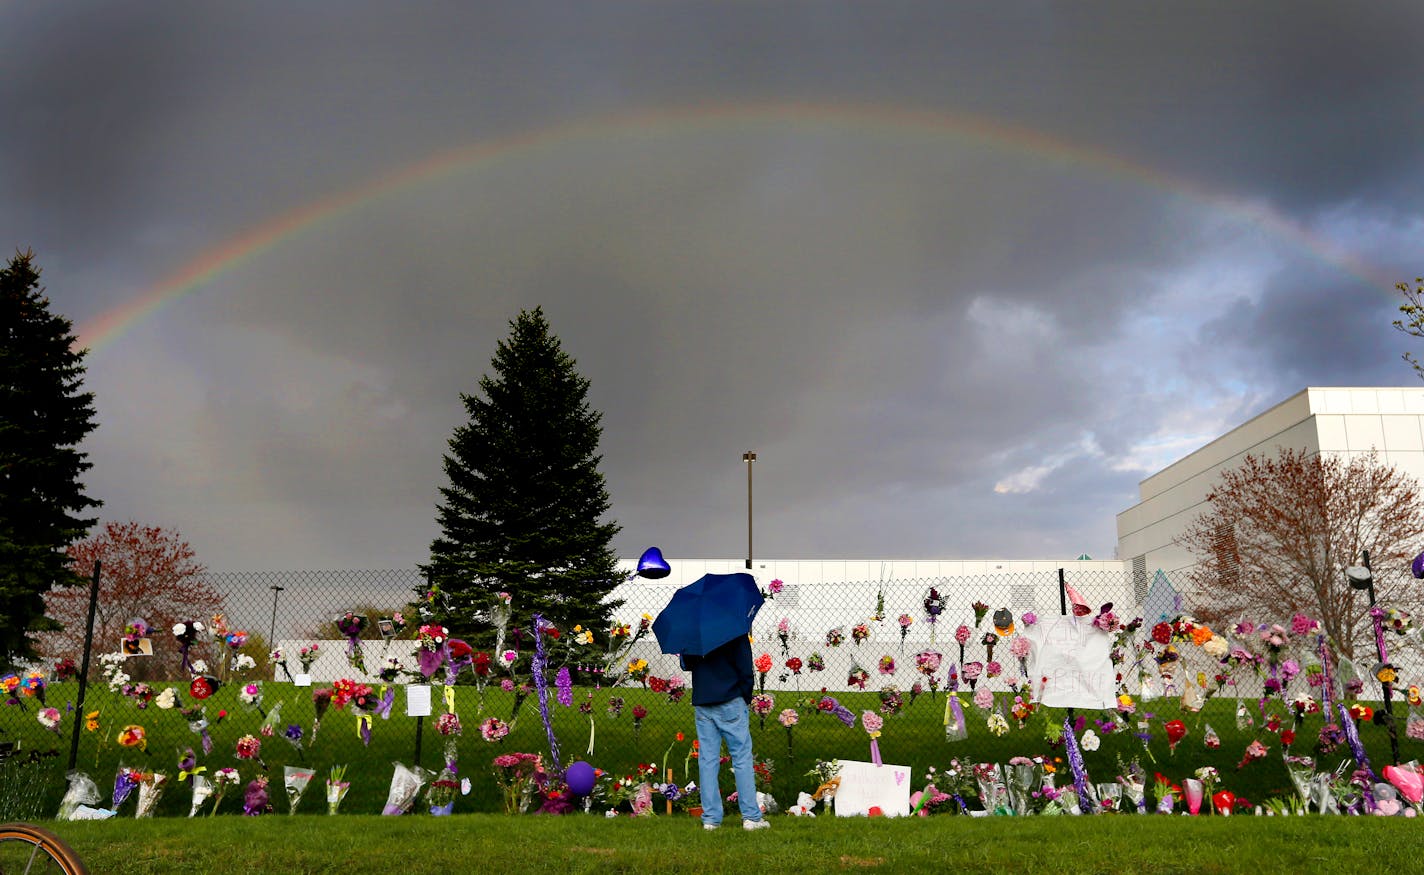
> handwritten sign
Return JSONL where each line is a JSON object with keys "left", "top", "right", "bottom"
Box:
{"left": 832, "top": 759, "right": 911, "bottom": 817}
{"left": 1023, "top": 616, "right": 1114, "bottom": 709}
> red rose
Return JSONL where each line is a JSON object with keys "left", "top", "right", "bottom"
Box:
{"left": 1151, "top": 623, "right": 1172, "bottom": 645}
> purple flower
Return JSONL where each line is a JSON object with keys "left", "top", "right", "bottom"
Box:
{"left": 556, "top": 666, "right": 573, "bottom": 707}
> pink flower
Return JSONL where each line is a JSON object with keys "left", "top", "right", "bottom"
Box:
{"left": 954, "top": 625, "right": 971, "bottom": 644}
{"left": 768, "top": 579, "right": 784, "bottom": 594}
{"left": 861, "top": 711, "right": 884, "bottom": 734}
{"left": 973, "top": 688, "right": 994, "bottom": 709}
{"left": 1009, "top": 636, "right": 1031, "bottom": 658}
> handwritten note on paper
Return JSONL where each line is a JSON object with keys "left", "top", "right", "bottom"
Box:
{"left": 832, "top": 759, "right": 911, "bottom": 817}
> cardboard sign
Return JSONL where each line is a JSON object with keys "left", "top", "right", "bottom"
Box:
{"left": 293, "top": 673, "right": 312, "bottom": 688}
{"left": 832, "top": 759, "right": 912, "bottom": 817}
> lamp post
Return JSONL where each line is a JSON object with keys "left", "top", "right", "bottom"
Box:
{"left": 743, "top": 451, "right": 756, "bottom": 570}
{"left": 1345, "top": 551, "right": 1400, "bottom": 765}
{"left": 268, "top": 585, "right": 285, "bottom": 647}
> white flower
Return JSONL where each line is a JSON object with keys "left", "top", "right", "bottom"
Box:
{"left": 155, "top": 688, "right": 178, "bottom": 710}
{"left": 1080, "top": 729, "right": 1100, "bottom": 751}
{"left": 1202, "top": 636, "right": 1229, "bottom": 659}
{"left": 232, "top": 654, "right": 256, "bottom": 673}
{"left": 190, "top": 659, "right": 208, "bottom": 674}
{"left": 173, "top": 623, "right": 187, "bottom": 637}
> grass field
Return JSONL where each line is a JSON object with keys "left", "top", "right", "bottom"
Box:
{"left": 37, "top": 812, "right": 1421, "bottom": 874}
{"left": 1, "top": 679, "right": 1415, "bottom": 819}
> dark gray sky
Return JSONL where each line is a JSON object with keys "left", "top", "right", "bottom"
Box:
{"left": 5, "top": 3, "right": 1423, "bottom": 570}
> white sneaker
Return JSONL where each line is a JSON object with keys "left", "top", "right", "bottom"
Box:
{"left": 703, "top": 822, "right": 719, "bottom": 830}
{"left": 742, "top": 818, "right": 771, "bottom": 831}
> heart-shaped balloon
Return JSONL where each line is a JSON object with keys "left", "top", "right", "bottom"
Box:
{"left": 1384, "top": 764, "right": 1424, "bottom": 805}
{"left": 1376, "top": 798, "right": 1402, "bottom": 816}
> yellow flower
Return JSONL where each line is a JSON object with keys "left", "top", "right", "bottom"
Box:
{"left": 84, "top": 710, "right": 100, "bottom": 732}
{"left": 1377, "top": 666, "right": 1398, "bottom": 685}
{"left": 1409, "top": 685, "right": 1422, "bottom": 707}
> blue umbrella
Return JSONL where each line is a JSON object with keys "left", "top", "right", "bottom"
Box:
{"left": 651, "top": 572, "right": 765, "bottom": 656}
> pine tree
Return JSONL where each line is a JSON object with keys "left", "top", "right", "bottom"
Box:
{"left": 425, "top": 306, "right": 622, "bottom": 642}
{"left": 0, "top": 250, "right": 101, "bottom": 668}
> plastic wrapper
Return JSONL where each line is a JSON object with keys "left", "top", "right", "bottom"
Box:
{"left": 1310, "top": 774, "right": 1340, "bottom": 815}
{"left": 381, "top": 761, "right": 432, "bottom": 815}
{"left": 1117, "top": 769, "right": 1146, "bottom": 813}
{"left": 326, "top": 765, "right": 351, "bottom": 815}
{"left": 284, "top": 765, "right": 316, "bottom": 814}
{"left": 1094, "top": 782, "right": 1122, "bottom": 813}
{"left": 943, "top": 695, "right": 968, "bottom": 742}
{"left": 973, "top": 763, "right": 1008, "bottom": 815}
{"left": 188, "top": 774, "right": 214, "bottom": 818}
{"left": 1284, "top": 755, "right": 1316, "bottom": 808}
{"left": 57, "top": 771, "right": 100, "bottom": 821}
{"left": 1006, "top": 761, "right": 1041, "bottom": 816}
{"left": 135, "top": 772, "right": 169, "bottom": 818}
{"left": 113, "top": 765, "right": 143, "bottom": 812}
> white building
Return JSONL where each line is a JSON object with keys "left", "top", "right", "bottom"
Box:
{"left": 1115, "top": 386, "right": 1424, "bottom": 587}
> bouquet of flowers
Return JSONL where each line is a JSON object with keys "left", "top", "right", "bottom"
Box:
{"left": 135, "top": 771, "right": 169, "bottom": 818}
{"left": 923, "top": 587, "right": 946, "bottom": 640}
{"left": 807, "top": 759, "right": 841, "bottom": 810}
{"left": 382, "top": 761, "right": 432, "bottom": 815}
{"left": 57, "top": 772, "right": 101, "bottom": 821}
{"left": 417, "top": 624, "right": 449, "bottom": 679}
{"left": 807, "top": 652, "right": 826, "bottom": 673}
{"left": 955, "top": 625, "right": 971, "bottom": 666}
{"left": 973, "top": 762, "right": 1008, "bottom": 815}
{"left": 847, "top": 664, "right": 870, "bottom": 690}
{"left": 1116, "top": 756, "right": 1147, "bottom": 813}
{"left": 1152, "top": 771, "right": 1180, "bottom": 814}
{"left": 171, "top": 620, "right": 206, "bottom": 675}
{"left": 37, "top": 706, "right": 61, "bottom": 734}
{"left": 493, "top": 752, "right": 545, "bottom": 814}
{"left": 1006, "top": 756, "right": 1043, "bottom": 816}
{"left": 851, "top": 623, "right": 871, "bottom": 645}
{"left": 751, "top": 693, "right": 775, "bottom": 729}
{"left": 817, "top": 696, "right": 857, "bottom": 727}
{"left": 778, "top": 708, "right": 798, "bottom": 758}
{"left": 825, "top": 627, "right": 846, "bottom": 648}
{"left": 879, "top": 685, "right": 905, "bottom": 716}
{"left": 335, "top": 612, "right": 368, "bottom": 674}
{"left": 210, "top": 767, "right": 241, "bottom": 816}
{"left": 283, "top": 765, "right": 316, "bottom": 814}
{"left": 378, "top": 656, "right": 406, "bottom": 683}
{"left": 878, "top": 655, "right": 896, "bottom": 675}
{"left": 270, "top": 648, "right": 293, "bottom": 683}
{"left": 186, "top": 773, "right": 213, "bottom": 818}
{"left": 776, "top": 617, "right": 791, "bottom": 655}
{"left": 897, "top": 614, "right": 913, "bottom": 648}
{"left": 326, "top": 764, "right": 351, "bottom": 815}
{"left": 243, "top": 775, "right": 272, "bottom": 816}
{"left": 944, "top": 693, "right": 968, "bottom": 742}
{"left": 627, "top": 658, "right": 650, "bottom": 687}
{"left": 297, "top": 643, "right": 320, "bottom": 674}
{"left": 962, "top": 661, "right": 983, "bottom": 691}
{"left": 480, "top": 716, "right": 510, "bottom": 743}
{"left": 426, "top": 768, "right": 460, "bottom": 815}
{"left": 971, "top": 601, "right": 990, "bottom": 628}
{"left": 754, "top": 653, "right": 773, "bottom": 694}
{"left": 238, "top": 681, "right": 266, "bottom": 718}
{"left": 632, "top": 705, "right": 647, "bottom": 735}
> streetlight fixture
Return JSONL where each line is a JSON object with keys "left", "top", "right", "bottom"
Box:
{"left": 743, "top": 451, "right": 756, "bottom": 570}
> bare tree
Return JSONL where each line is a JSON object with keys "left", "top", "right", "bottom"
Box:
{"left": 1392, "top": 276, "right": 1424, "bottom": 380}
{"left": 1178, "top": 448, "right": 1424, "bottom": 658}
{"left": 40, "top": 521, "right": 225, "bottom": 679}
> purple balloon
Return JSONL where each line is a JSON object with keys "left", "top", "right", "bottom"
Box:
{"left": 566, "top": 761, "right": 597, "bottom": 797}
{"left": 635, "top": 547, "right": 671, "bottom": 580}
{"left": 1413, "top": 551, "right": 1424, "bottom": 580}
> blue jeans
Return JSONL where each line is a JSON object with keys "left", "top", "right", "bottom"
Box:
{"left": 695, "top": 698, "right": 761, "bottom": 825}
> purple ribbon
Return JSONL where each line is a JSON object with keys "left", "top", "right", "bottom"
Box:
{"left": 418, "top": 645, "right": 446, "bottom": 680}
{"left": 532, "top": 614, "right": 564, "bottom": 777}
{"left": 1371, "top": 607, "right": 1388, "bottom": 661}
{"left": 376, "top": 687, "right": 395, "bottom": 719}
{"left": 1062, "top": 716, "right": 1096, "bottom": 815}
{"left": 948, "top": 696, "right": 965, "bottom": 736}
{"left": 870, "top": 738, "right": 882, "bottom": 767}
{"left": 1339, "top": 701, "right": 1376, "bottom": 787}
{"left": 1318, "top": 635, "right": 1336, "bottom": 715}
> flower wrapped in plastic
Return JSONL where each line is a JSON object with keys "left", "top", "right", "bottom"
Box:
{"left": 135, "top": 771, "right": 169, "bottom": 818}
{"left": 751, "top": 693, "right": 775, "bottom": 730}
{"left": 187, "top": 774, "right": 213, "bottom": 818}
{"left": 825, "top": 627, "right": 846, "bottom": 648}
{"left": 973, "top": 762, "right": 1008, "bottom": 815}
{"left": 209, "top": 766, "right": 241, "bottom": 816}
{"left": 112, "top": 766, "right": 145, "bottom": 812}
{"left": 243, "top": 775, "right": 272, "bottom": 816}
{"left": 326, "top": 764, "right": 351, "bottom": 815}
{"left": 943, "top": 694, "right": 968, "bottom": 742}
{"left": 382, "top": 761, "right": 433, "bottom": 815}
{"left": 426, "top": 768, "right": 460, "bottom": 815}
{"left": 1116, "top": 757, "right": 1147, "bottom": 813}
{"left": 284, "top": 764, "right": 316, "bottom": 814}
{"left": 416, "top": 624, "right": 449, "bottom": 680}
{"left": 1005, "top": 756, "right": 1043, "bottom": 816}
{"left": 297, "top": 643, "right": 320, "bottom": 674}
{"left": 851, "top": 623, "right": 871, "bottom": 645}
{"left": 238, "top": 681, "right": 266, "bottom": 718}
{"left": 847, "top": 664, "right": 870, "bottom": 690}
{"left": 37, "top": 706, "right": 61, "bottom": 734}
{"left": 57, "top": 771, "right": 100, "bottom": 821}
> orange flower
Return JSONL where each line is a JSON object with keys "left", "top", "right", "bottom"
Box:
{"left": 676, "top": 731, "right": 685, "bottom": 742}
{"left": 1191, "top": 626, "right": 1214, "bottom": 647}
{"left": 117, "top": 725, "right": 147, "bottom": 751}
{"left": 84, "top": 710, "right": 100, "bottom": 732}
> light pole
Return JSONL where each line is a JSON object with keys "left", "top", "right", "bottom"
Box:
{"left": 268, "top": 585, "right": 285, "bottom": 647}
{"left": 743, "top": 451, "right": 756, "bottom": 569}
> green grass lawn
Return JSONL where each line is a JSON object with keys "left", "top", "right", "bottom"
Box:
{"left": 1, "top": 679, "right": 1415, "bottom": 819}
{"left": 39, "top": 812, "right": 1421, "bottom": 874}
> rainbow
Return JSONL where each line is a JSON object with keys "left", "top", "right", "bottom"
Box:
{"left": 75, "top": 101, "right": 1395, "bottom": 352}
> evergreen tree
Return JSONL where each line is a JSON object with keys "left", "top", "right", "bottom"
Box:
{"left": 425, "top": 307, "right": 621, "bottom": 642}
{"left": 0, "top": 250, "right": 101, "bottom": 668}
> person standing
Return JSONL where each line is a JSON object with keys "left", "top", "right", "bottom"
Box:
{"left": 682, "top": 633, "right": 769, "bottom": 831}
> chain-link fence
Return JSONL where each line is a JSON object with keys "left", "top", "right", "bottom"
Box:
{"left": 5, "top": 565, "right": 1421, "bottom": 817}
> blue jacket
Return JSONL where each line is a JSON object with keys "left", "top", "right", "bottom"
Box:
{"left": 680, "top": 635, "right": 754, "bottom": 706}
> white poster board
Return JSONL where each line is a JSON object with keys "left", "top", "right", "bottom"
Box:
{"left": 1024, "top": 615, "right": 1115, "bottom": 710}
{"left": 832, "top": 759, "right": 912, "bottom": 817}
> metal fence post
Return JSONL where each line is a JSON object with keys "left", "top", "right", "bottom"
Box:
{"left": 66, "top": 560, "right": 101, "bottom": 771}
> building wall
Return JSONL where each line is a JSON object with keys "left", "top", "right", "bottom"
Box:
{"left": 1115, "top": 386, "right": 1424, "bottom": 579}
